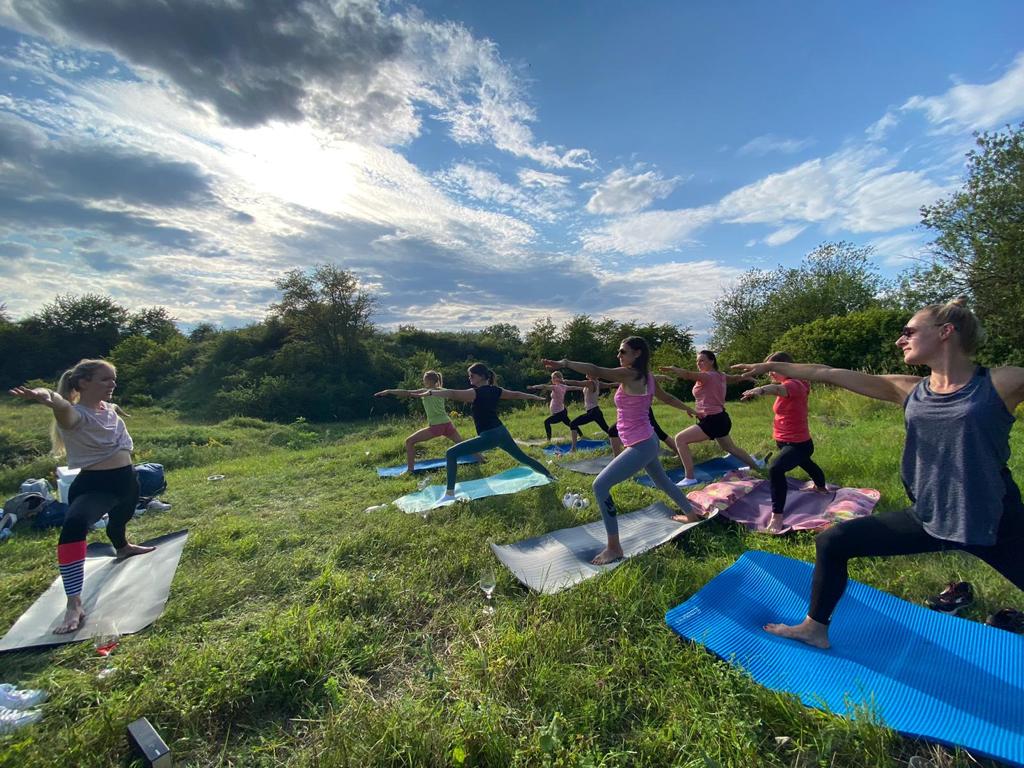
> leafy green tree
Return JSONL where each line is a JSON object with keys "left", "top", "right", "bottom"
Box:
{"left": 773, "top": 307, "right": 911, "bottom": 373}
{"left": 124, "top": 306, "right": 182, "bottom": 342}
{"left": 711, "top": 241, "right": 886, "bottom": 363}
{"left": 920, "top": 123, "right": 1024, "bottom": 364}
{"left": 271, "top": 264, "right": 375, "bottom": 362}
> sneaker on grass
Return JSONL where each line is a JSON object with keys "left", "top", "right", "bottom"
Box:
{"left": 675, "top": 477, "right": 699, "bottom": 488}
{"left": 986, "top": 608, "right": 1024, "bottom": 633}
{"left": 925, "top": 581, "right": 974, "bottom": 614}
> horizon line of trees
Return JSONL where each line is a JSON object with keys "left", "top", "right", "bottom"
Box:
{"left": 1, "top": 123, "right": 1020, "bottom": 423}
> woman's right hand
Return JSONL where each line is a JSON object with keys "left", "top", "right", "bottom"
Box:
{"left": 731, "top": 363, "right": 770, "bottom": 377}
{"left": 9, "top": 386, "right": 53, "bottom": 406}
{"left": 658, "top": 366, "right": 683, "bottom": 376}
{"left": 740, "top": 387, "right": 761, "bottom": 401}
{"left": 541, "top": 358, "right": 566, "bottom": 371}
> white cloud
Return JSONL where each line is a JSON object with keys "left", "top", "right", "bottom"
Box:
{"left": 737, "top": 134, "right": 814, "bottom": 156}
{"left": 435, "top": 162, "right": 572, "bottom": 222}
{"left": 901, "top": 52, "right": 1024, "bottom": 131}
{"left": 868, "top": 232, "right": 932, "bottom": 267}
{"left": 580, "top": 207, "right": 716, "bottom": 255}
{"left": 866, "top": 110, "right": 899, "bottom": 141}
{"left": 762, "top": 224, "right": 807, "bottom": 247}
{"left": 584, "top": 167, "right": 680, "bottom": 215}
{"left": 518, "top": 168, "right": 569, "bottom": 188}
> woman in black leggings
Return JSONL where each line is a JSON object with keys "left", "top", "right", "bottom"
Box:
{"left": 734, "top": 298, "right": 1024, "bottom": 648}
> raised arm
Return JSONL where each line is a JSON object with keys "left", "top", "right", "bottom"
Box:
{"left": 724, "top": 373, "right": 755, "bottom": 385}
{"left": 8, "top": 386, "right": 81, "bottom": 429}
{"left": 654, "top": 382, "right": 697, "bottom": 417}
{"left": 731, "top": 362, "right": 921, "bottom": 405}
{"left": 740, "top": 382, "right": 788, "bottom": 401}
{"left": 991, "top": 366, "right": 1024, "bottom": 412}
{"left": 657, "top": 366, "right": 702, "bottom": 382}
{"left": 500, "top": 389, "right": 547, "bottom": 402}
{"left": 410, "top": 387, "right": 477, "bottom": 403}
{"left": 374, "top": 388, "right": 428, "bottom": 398}
{"left": 542, "top": 358, "right": 635, "bottom": 384}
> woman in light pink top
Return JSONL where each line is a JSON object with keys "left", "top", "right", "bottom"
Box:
{"left": 544, "top": 336, "right": 701, "bottom": 565}
{"left": 528, "top": 371, "right": 587, "bottom": 444}
{"left": 660, "top": 349, "right": 762, "bottom": 487}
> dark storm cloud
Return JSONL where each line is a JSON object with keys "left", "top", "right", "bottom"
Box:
{"left": 10, "top": 0, "right": 406, "bottom": 128}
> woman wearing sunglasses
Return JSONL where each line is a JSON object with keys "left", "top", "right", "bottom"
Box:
{"left": 543, "top": 337, "right": 702, "bottom": 565}
{"left": 732, "top": 297, "right": 1024, "bottom": 648}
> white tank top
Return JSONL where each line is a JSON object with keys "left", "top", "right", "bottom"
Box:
{"left": 58, "top": 403, "right": 134, "bottom": 469}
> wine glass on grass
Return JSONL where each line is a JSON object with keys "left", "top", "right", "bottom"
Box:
{"left": 479, "top": 568, "right": 496, "bottom": 615}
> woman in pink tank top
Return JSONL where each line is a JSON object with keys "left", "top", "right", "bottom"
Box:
{"left": 659, "top": 350, "right": 763, "bottom": 488}
{"left": 544, "top": 336, "right": 702, "bottom": 565}
{"left": 527, "top": 371, "right": 587, "bottom": 445}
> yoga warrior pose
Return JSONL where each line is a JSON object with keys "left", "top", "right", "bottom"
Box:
{"left": 412, "top": 363, "right": 554, "bottom": 505}
{"left": 544, "top": 337, "right": 702, "bottom": 565}
{"left": 740, "top": 352, "right": 828, "bottom": 532}
{"left": 528, "top": 371, "right": 587, "bottom": 444}
{"left": 733, "top": 298, "right": 1024, "bottom": 648}
{"left": 660, "top": 350, "right": 762, "bottom": 487}
{"left": 375, "top": 371, "right": 483, "bottom": 473}
{"left": 567, "top": 375, "right": 617, "bottom": 452}
{"left": 9, "top": 359, "right": 155, "bottom": 634}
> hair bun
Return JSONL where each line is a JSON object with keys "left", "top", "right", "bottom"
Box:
{"left": 950, "top": 296, "right": 969, "bottom": 308}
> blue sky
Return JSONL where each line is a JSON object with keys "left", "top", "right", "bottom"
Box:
{"left": 1, "top": 1, "right": 1022, "bottom": 340}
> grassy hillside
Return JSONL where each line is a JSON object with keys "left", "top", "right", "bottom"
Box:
{"left": 0, "top": 391, "right": 1020, "bottom": 767}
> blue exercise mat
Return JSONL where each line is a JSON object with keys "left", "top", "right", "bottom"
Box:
{"left": 393, "top": 466, "right": 553, "bottom": 514}
{"left": 543, "top": 439, "right": 609, "bottom": 456}
{"left": 377, "top": 455, "right": 479, "bottom": 477}
{"left": 635, "top": 454, "right": 745, "bottom": 487}
{"left": 665, "top": 550, "right": 1024, "bottom": 766}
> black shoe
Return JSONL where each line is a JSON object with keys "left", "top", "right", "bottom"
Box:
{"left": 925, "top": 581, "right": 974, "bottom": 614}
{"left": 986, "top": 608, "right": 1024, "bottom": 633}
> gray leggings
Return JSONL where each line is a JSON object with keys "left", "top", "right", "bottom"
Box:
{"left": 593, "top": 432, "right": 693, "bottom": 536}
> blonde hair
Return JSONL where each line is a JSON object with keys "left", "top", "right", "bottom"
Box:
{"left": 920, "top": 296, "right": 985, "bottom": 355}
{"left": 423, "top": 370, "right": 443, "bottom": 388}
{"left": 50, "top": 359, "right": 114, "bottom": 457}
{"left": 551, "top": 371, "right": 564, "bottom": 382}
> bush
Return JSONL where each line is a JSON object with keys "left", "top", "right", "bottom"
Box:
{"left": 0, "top": 427, "right": 48, "bottom": 468}
{"left": 773, "top": 307, "right": 911, "bottom": 372}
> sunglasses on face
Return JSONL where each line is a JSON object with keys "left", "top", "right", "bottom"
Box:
{"left": 899, "top": 322, "right": 957, "bottom": 339}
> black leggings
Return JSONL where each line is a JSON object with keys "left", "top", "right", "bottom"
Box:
{"left": 570, "top": 406, "right": 613, "bottom": 436}
{"left": 609, "top": 408, "right": 668, "bottom": 442}
{"left": 769, "top": 439, "right": 826, "bottom": 514}
{"left": 61, "top": 465, "right": 139, "bottom": 550}
{"left": 808, "top": 476, "right": 1024, "bottom": 624}
{"left": 544, "top": 409, "right": 572, "bottom": 439}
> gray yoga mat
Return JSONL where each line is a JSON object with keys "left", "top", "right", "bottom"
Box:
{"left": 491, "top": 504, "right": 715, "bottom": 594}
{"left": 0, "top": 530, "right": 188, "bottom": 652}
{"left": 562, "top": 455, "right": 614, "bottom": 475}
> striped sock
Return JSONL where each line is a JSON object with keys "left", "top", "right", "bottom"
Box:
{"left": 57, "top": 541, "right": 87, "bottom": 597}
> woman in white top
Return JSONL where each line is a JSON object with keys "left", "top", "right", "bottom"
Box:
{"left": 10, "top": 359, "right": 154, "bottom": 634}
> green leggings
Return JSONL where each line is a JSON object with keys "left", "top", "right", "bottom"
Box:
{"left": 446, "top": 425, "right": 552, "bottom": 490}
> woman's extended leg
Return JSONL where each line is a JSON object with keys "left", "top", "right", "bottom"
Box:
{"left": 591, "top": 440, "right": 657, "bottom": 564}
{"left": 641, "top": 450, "right": 700, "bottom": 523}
{"left": 445, "top": 432, "right": 500, "bottom": 493}
{"left": 715, "top": 434, "right": 760, "bottom": 470}
{"left": 673, "top": 424, "right": 710, "bottom": 482}
{"left": 495, "top": 427, "right": 555, "bottom": 480}
{"left": 405, "top": 426, "right": 438, "bottom": 473}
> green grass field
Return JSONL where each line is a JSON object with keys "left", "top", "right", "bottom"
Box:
{"left": 0, "top": 392, "right": 1021, "bottom": 767}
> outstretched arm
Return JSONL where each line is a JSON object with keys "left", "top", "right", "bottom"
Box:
{"left": 500, "top": 390, "right": 547, "bottom": 402}
{"left": 543, "top": 358, "right": 635, "bottom": 383}
{"left": 654, "top": 383, "right": 697, "bottom": 417}
{"left": 731, "top": 362, "right": 920, "bottom": 404}
{"left": 724, "top": 373, "right": 755, "bottom": 385}
{"left": 410, "top": 387, "right": 476, "bottom": 403}
{"left": 741, "top": 383, "right": 788, "bottom": 401}
{"left": 9, "top": 386, "right": 80, "bottom": 429}
{"left": 991, "top": 366, "right": 1024, "bottom": 412}
{"left": 658, "top": 366, "right": 702, "bottom": 382}
{"left": 374, "top": 388, "right": 428, "bottom": 398}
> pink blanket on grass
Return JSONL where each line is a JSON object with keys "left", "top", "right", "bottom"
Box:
{"left": 686, "top": 470, "right": 880, "bottom": 534}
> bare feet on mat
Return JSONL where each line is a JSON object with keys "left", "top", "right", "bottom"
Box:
{"left": 54, "top": 601, "right": 85, "bottom": 635}
{"left": 763, "top": 617, "right": 831, "bottom": 649}
{"left": 672, "top": 510, "right": 704, "bottom": 524}
{"left": 115, "top": 543, "right": 156, "bottom": 562}
{"left": 591, "top": 546, "right": 624, "bottom": 565}
{"left": 810, "top": 485, "right": 830, "bottom": 494}
{"left": 767, "top": 513, "right": 785, "bottom": 533}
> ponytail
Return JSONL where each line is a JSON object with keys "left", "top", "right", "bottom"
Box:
{"left": 423, "top": 370, "right": 443, "bottom": 388}
{"left": 468, "top": 362, "right": 495, "bottom": 385}
{"left": 49, "top": 359, "right": 112, "bottom": 457}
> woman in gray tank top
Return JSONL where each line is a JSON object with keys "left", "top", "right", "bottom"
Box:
{"left": 732, "top": 298, "right": 1024, "bottom": 649}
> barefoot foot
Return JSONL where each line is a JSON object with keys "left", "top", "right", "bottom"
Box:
{"left": 591, "top": 546, "right": 624, "bottom": 565}
{"left": 672, "top": 511, "right": 704, "bottom": 524}
{"left": 115, "top": 543, "right": 156, "bottom": 562}
{"left": 763, "top": 618, "right": 830, "bottom": 649}
{"left": 767, "top": 513, "right": 785, "bottom": 533}
{"left": 54, "top": 604, "right": 85, "bottom": 635}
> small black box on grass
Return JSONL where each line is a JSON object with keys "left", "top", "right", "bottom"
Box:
{"left": 127, "top": 717, "right": 172, "bottom": 768}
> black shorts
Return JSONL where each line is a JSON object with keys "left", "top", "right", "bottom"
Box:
{"left": 697, "top": 410, "right": 732, "bottom": 439}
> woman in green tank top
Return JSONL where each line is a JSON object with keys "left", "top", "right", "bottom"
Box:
{"left": 375, "top": 371, "right": 484, "bottom": 474}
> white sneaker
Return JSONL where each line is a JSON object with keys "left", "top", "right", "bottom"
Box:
{"left": 0, "top": 684, "right": 46, "bottom": 709}
{"left": 147, "top": 499, "right": 172, "bottom": 512}
{"left": 0, "top": 706, "right": 42, "bottom": 735}
{"left": 435, "top": 492, "right": 459, "bottom": 507}
{"left": 753, "top": 457, "right": 766, "bottom": 469}
{"left": 675, "top": 477, "right": 699, "bottom": 488}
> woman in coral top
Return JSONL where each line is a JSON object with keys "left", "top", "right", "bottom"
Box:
{"left": 741, "top": 351, "right": 828, "bottom": 532}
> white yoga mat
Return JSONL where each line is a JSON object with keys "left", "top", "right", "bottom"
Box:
{"left": 0, "top": 530, "right": 188, "bottom": 652}
{"left": 491, "top": 504, "right": 714, "bottom": 594}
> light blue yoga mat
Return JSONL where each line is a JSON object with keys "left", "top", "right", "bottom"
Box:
{"left": 636, "top": 454, "right": 745, "bottom": 487}
{"left": 377, "top": 456, "right": 479, "bottom": 477}
{"left": 665, "top": 550, "right": 1024, "bottom": 766}
{"left": 393, "top": 466, "right": 553, "bottom": 514}
{"left": 543, "top": 439, "right": 609, "bottom": 456}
